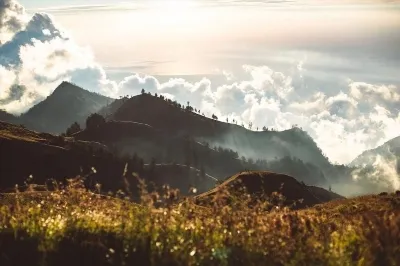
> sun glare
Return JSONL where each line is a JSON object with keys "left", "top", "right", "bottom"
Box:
{"left": 150, "top": 0, "right": 198, "bottom": 11}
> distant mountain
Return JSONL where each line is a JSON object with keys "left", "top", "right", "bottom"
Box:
{"left": 20, "top": 81, "right": 113, "bottom": 133}
{"left": 351, "top": 136, "right": 400, "bottom": 167}
{"left": 0, "top": 110, "right": 18, "bottom": 124}
{"left": 111, "top": 94, "right": 332, "bottom": 174}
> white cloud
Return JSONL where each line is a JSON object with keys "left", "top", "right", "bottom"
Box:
{"left": 0, "top": 4, "right": 117, "bottom": 113}
{"left": 0, "top": 0, "right": 27, "bottom": 43}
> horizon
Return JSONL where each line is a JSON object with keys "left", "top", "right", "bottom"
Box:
{"left": 1, "top": 0, "right": 400, "bottom": 164}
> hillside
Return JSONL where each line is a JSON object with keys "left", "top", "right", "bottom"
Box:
{"left": 74, "top": 121, "right": 332, "bottom": 186}
{"left": 194, "top": 171, "right": 331, "bottom": 209}
{"left": 20, "top": 81, "right": 113, "bottom": 133}
{"left": 111, "top": 94, "right": 331, "bottom": 171}
{"left": 307, "top": 185, "right": 345, "bottom": 202}
{"left": 0, "top": 121, "right": 215, "bottom": 197}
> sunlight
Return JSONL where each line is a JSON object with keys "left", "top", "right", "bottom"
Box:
{"left": 149, "top": 0, "right": 198, "bottom": 12}
{"left": 140, "top": 0, "right": 203, "bottom": 28}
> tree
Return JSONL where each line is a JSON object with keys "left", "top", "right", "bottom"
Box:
{"left": 155, "top": 93, "right": 158, "bottom": 97}
{"left": 248, "top": 122, "right": 253, "bottom": 130}
{"left": 263, "top": 126, "right": 268, "bottom": 131}
{"left": 141, "top": 88, "right": 145, "bottom": 94}
{"left": 186, "top": 105, "right": 194, "bottom": 112}
{"left": 86, "top": 113, "right": 106, "bottom": 130}
{"left": 212, "top": 114, "right": 218, "bottom": 120}
{"left": 226, "top": 118, "right": 229, "bottom": 123}
{"left": 66, "top": 122, "right": 81, "bottom": 136}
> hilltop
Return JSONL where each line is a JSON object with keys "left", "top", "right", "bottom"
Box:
{"left": 194, "top": 171, "right": 334, "bottom": 209}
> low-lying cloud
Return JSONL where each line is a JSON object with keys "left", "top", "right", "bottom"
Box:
{"left": 0, "top": 0, "right": 399, "bottom": 177}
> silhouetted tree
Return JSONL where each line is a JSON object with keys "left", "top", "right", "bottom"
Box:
{"left": 248, "top": 122, "right": 253, "bottom": 130}
{"left": 86, "top": 113, "right": 106, "bottom": 130}
{"left": 212, "top": 114, "right": 218, "bottom": 120}
{"left": 66, "top": 122, "right": 81, "bottom": 136}
{"left": 155, "top": 93, "right": 158, "bottom": 97}
{"left": 141, "top": 88, "right": 145, "bottom": 94}
{"left": 263, "top": 126, "right": 268, "bottom": 131}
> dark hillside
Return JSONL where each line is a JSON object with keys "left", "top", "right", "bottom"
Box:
{"left": 0, "top": 122, "right": 215, "bottom": 198}
{"left": 111, "top": 94, "right": 331, "bottom": 175}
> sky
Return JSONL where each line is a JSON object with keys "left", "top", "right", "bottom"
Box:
{"left": 1, "top": 0, "right": 400, "bottom": 165}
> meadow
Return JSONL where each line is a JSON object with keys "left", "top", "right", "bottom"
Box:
{"left": 1, "top": 177, "right": 399, "bottom": 266}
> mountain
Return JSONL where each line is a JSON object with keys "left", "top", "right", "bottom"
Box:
{"left": 111, "top": 94, "right": 332, "bottom": 174}
{"left": 74, "top": 120, "right": 332, "bottom": 186}
{"left": 0, "top": 110, "right": 18, "bottom": 124}
{"left": 194, "top": 171, "right": 341, "bottom": 209}
{"left": 0, "top": 120, "right": 345, "bottom": 208}
{"left": 351, "top": 136, "right": 400, "bottom": 167}
{"left": 20, "top": 81, "right": 113, "bottom": 133}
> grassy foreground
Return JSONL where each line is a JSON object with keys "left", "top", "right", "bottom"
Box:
{"left": 0, "top": 180, "right": 399, "bottom": 266}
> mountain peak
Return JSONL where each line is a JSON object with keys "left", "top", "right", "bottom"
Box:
{"left": 21, "top": 82, "right": 113, "bottom": 133}
{"left": 52, "top": 81, "right": 83, "bottom": 94}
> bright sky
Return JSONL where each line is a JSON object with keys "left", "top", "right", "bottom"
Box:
{"left": 20, "top": 1, "right": 400, "bottom": 77}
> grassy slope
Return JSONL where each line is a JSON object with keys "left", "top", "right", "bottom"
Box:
{"left": 0, "top": 186, "right": 399, "bottom": 266}
{"left": 195, "top": 171, "right": 324, "bottom": 209}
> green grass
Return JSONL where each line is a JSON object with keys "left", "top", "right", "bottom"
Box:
{"left": 0, "top": 180, "right": 399, "bottom": 266}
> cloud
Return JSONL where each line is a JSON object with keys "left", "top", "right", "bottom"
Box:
{"left": 0, "top": 0, "right": 26, "bottom": 44}
{"left": 116, "top": 62, "right": 399, "bottom": 168}
{"left": 352, "top": 153, "right": 400, "bottom": 192}
{"left": 0, "top": 2, "right": 117, "bottom": 113}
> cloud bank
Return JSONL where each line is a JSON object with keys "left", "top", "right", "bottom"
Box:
{"left": 0, "top": 0, "right": 399, "bottom": 174}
